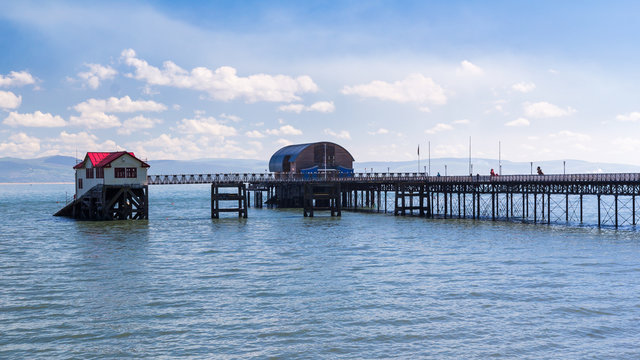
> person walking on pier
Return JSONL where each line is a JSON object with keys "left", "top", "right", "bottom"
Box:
{"left": 537, "top": 166, "right": 544, "bottom": 175}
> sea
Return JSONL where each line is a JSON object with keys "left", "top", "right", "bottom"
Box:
{"left": 1, "top": 183, "right": 640, "bottom": 359}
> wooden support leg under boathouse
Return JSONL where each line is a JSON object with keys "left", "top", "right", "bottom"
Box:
{"left": 54, "top": 184, "right": 149, "bottom": 220}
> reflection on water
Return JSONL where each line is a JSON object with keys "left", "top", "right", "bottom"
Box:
{"left": 1, "top": 184, "right": 639, "bottom": 359}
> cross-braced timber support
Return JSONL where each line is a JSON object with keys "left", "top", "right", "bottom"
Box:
{"left": 303, "top": 182, "right": 341, "bottom": 217}
{"left": 211, "top": 183, "right": 248, "bottom": 218}
{"left": 54, "top": 184, "right": 148, "bottom": 220}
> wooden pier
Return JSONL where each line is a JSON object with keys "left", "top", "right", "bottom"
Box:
{"left": 148, "top": 172, "right": 640, "bottom": 228}
{"left": 211, "top": 183, "right": 248, "bottom": 219}
{"left": 303, "top": 182, "right": 341, "bottom": 217}
{"left": 54, "top": 184, "right": 148, "bottom": 220}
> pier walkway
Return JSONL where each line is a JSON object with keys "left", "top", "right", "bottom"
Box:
{"left": 146, "top": 172, "right": 640, "bottom": 227}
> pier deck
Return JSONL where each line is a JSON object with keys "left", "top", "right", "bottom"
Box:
{"left": 146, "top": 172, "right": 640, "bottom": 227}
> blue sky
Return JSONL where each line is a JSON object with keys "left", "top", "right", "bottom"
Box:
{"left": 1, "top": 1, "right": 640, "bottom": 168}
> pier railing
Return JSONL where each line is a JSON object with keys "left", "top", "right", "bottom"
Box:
{"left": 147, "top": 172, "right": 640, "bottom": 185}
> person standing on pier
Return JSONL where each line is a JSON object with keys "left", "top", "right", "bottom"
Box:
{"left": 537, "top": 166, "right": 544, "bottom": 175}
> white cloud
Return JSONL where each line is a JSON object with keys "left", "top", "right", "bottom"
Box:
{"left": 0, "top": 91, "right": 21, "bottom": 109}
{"left": 266, "top": 125, "right": 303, "bottom": 136}
{"left": 309, "top": 101, "right": 335, "bottom": 113}
{"left": 341, "top": 73, "right": 447, "bottom": 105}
{"left": 0, "top": 133, "right": 41, "bottom": 157}
{"left": 611, "top": 137, "right": 640, "bottom": 152}
{"left": 278, "top": 104, "right": 305, "bottom": 113}
{"left": 453, "top": 119, "right": 470, "bottom": 125}
{"left": 40, "top": 131, "right": 117, "bottom": 156}
{"left": 276, "top": 138, "right": 293, "bottom": 146}
{"left": 418, "top": 106, "right": 431, "bottom": 113}
{"left": 456, "top": 60, "right": 484, "bottom": 76}
{"left": 425, "top": 123, "right": 453, "bottom": 134}
{"left": 432, "top": 143, "right": 467, "bottom": 158}
{"left": 524, "top": 102, "right": 576, "bottom": 118}
{"left": 245, "top": 130, "right": 265, "bottom": 138}
{"left": 512, "top": 82, "right": 536, "bottom": 93}
{"left": 368, "top": 128, "right": 389, "bottom": 135}
{"left": 505, "top": 118, "right": 530, "bottom": 127}
{"left": 278, "top": 101, "right": 335, "bottom": 113}
{"left": 121, "top": 48, "right": 318, "bottom": 103}
{"left": 0, "top": 71, "right": 36, "bottom": 87}
{"left": 324, "top": 128, "right": 351, "bottom": 139}
{"left": 69, "top": 96, "right": 165, "bottom": 129}
{"left": 3, "top": 111, "right": 66, "bottom": 127}
{"left": 70, "top": 112, "right": 120, "bottom": 129}
{"left": 73, "top": 96, "right": 167, "bottom": 114}
{"left": 177, "top": 116, "right": 237, "bottom": 137}
{"left": 117, "top": 115, "right": 162, "bottom": 135}
{"left": 248, "top": 140, "right": 263, "bottom": 150}
{"left": 616, "top": 112, "right": 640, "bottom": 122}
{"left": 127, "top": 134, "right": 259, "bottom": 161}
{"left": 220, "top": 113, "right": 242, "bottom": 122}
{"left": 77, "top": 64, "right": 117, "bottom": 89}
{"left": 549, "top": 130, "right": 591, "bottom": 142}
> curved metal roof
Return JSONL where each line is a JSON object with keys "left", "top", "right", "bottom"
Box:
{"left": 268, "top": 142, "right": 354, "bottom": 172}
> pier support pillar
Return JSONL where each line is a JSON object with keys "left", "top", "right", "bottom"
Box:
{"left": 211, "top": 183, "right": 248, "bottom": 219}
{"left": 597, "top": 194, "right": 601, "bottom": 227}
{"left": 303, "top": 183, "right": 341, "bottom": 217}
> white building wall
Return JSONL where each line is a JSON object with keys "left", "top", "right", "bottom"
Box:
{"left": 75, "top": 161, "right": 104, "bottom": 198}
{"left": 103, "top": 154, "right": 148, "bottom": 186}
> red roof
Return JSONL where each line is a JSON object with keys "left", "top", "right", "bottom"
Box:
{"left": 74, "top": 151, "right": 150, "bottom": 169}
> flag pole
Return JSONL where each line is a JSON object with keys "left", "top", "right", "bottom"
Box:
{"left": 428, "top": 141, "right": 431, "bottom": 176}
{"left": 418, "top": 144, "right": 420, "bottom": 173}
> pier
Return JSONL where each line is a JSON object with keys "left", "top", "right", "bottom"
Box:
{"left": 54, "top": 147, "right": 640, "bottom": 228}
{"left": 147, "top": 172, "right": 640, "bottom": 228}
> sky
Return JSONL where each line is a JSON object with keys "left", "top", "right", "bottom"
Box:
{"left": 1, "top": 0, "right": 640, "bottom": 167}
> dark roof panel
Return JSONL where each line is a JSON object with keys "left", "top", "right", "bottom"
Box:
{"left": 268, "top": 143, "right": 313, "bottom": 172}
{"left": 268, "top": 142, "right": 354, "bottom": 172}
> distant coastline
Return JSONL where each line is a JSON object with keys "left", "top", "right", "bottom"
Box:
{"left": 0, "top": 182, "right": 74, "bottom": 185}
{"left": 3, "top": 155, "right": 640, "bottom": 184}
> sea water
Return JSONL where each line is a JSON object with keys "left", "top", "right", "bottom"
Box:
{"left": 1, "top": 184, "right": 640, "bottom": 359}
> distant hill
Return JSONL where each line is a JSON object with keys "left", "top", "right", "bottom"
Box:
{"left": 354, "top": 158, "right": 640, "bottom": 176}
{"left": 0, "top": 156, "right": 80, "bottom": 183}
{"left": 2, "top": 155, "right": 640, "bottom": 183}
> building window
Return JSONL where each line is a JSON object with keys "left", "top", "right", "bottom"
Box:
{"left": 78, "top": 178, "right": 83, "bottom": 189}
{"left": 96, "top": 168, "right": 104, "bottom": 178}
{"left": 126, "top": 167, "right": 137, "bottom": 178}
{"left": 114, "top": 167, "right": 126, "bottom": 178}
{"left": 86, "top": 168, "right": 94, "bottom": 178}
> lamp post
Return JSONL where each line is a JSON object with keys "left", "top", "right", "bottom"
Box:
{"left": 428, "top": 141, "right": 431, "bottom": 176}
{"left": 499, "top": 141, "right": 502, "bottom": 175}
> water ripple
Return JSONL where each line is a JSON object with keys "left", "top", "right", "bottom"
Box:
{"left": 1, "top": 184, "right": 640, "bottom": 359}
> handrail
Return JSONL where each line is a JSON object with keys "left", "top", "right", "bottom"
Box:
{"left": 146, "top": 172, "right": 640, "bottom": 185}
